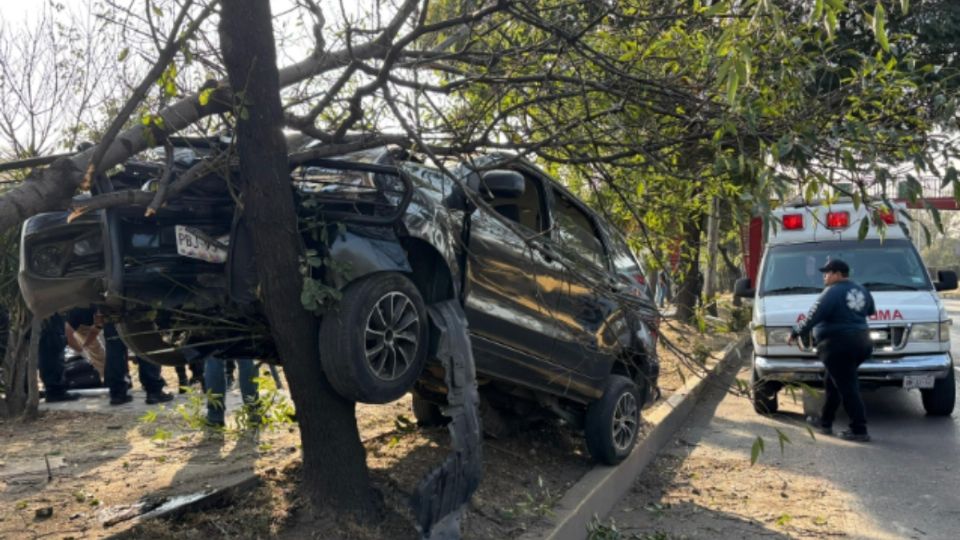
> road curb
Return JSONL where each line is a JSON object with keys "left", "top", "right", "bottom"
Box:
{"left": 523, "top": 332, "right": 751, "bottom": 540}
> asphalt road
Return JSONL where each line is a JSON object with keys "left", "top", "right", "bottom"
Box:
{"left": 609, "top": 304, "right": 960, "bottom": 539}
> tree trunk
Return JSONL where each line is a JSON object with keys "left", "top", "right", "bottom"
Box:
{"left": 218, "top": 0, "right": 376, "bottom": 516}
{"left": 675, "top": 214, "right": 703, "bottom": 324}
{"left": 0, "top": 303, "right": 38, "bottom": 419}
{"left": 703, "top": 197, "right": 720, "bottom": 317}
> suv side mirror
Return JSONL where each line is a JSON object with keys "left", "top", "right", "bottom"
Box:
{"left": 479, "top": 170, "right": 525, "bottom": 200}
{"left": 734, "top": 277, "right": 756, "bottom": 298}
{"left": 935, "top": 270, "right": 958, "bottom": 292}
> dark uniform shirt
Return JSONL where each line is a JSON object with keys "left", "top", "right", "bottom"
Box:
{"left": 791, "top": 280, "right": 877, "bottom": 342}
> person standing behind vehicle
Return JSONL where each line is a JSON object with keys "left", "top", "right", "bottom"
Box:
{"left": 787, "top": 259, "right": 876, "bottom": 442}
{"left": 38, "top": 313, "right": 78, "bottom": 402}
{"left": 204, "top": 357, "right": 258, "bottom": 427}
{"left": 66, "top": 307, "right": 174, "bottom": 406}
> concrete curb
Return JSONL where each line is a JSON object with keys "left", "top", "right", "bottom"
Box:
{"left": 523, "top": 333, "right": 751, "bottom": 540}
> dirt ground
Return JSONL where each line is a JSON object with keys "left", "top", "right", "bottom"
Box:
{"left": 603, "top": 355, "right": 888, "bottom": 540}
{"left": 0, "top": 315, "right": 738, "bottom": 540}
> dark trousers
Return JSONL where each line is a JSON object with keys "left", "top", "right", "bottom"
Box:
{"left": 38, "top": 315, "right": 68, "bottom": 396}
{"left": 103, "top": 324, "right": 166, "bottom": 397}
{"left": 818, "top": 332, "right": 872, "bottom": 434}
{"left": 38, "top": 349, "right": 68, "bottom": 395}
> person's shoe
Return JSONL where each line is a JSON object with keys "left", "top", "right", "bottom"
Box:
{"left": 145, "top": 391, "right": 174, "bottom": 405}
{"left": 839, "top": 430, "right": 871, "bottom": 442}
{"left": 45, "top": 392, "right": 79, "bottom": 403}
{"left": 805, "top": 415, "right": 833, "bottom": 435}
{"left": 110, "top": 394, "right": 134, "bottom": 406}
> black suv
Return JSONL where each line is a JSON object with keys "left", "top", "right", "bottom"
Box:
{"left": 18, "top": 137, "right": 659, "bottom": 464}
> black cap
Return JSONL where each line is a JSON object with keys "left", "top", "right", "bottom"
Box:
{"left": 818, "top": 259, "right": 850, "bottom": 274}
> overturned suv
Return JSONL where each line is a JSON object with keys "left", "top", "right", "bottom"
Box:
{"left": 19, "top": 136, "right": 659, "bottom": 464}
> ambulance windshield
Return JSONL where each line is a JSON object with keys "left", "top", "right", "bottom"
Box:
{"left": 759, "top": 239, "right": 932, "bottom": 296}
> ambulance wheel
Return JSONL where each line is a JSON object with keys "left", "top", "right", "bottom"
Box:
{"left": 751, "top": 368, "right": 780, "bottom": 415}
{"left": 921, "top": 367, "right": 955, "bottom": 416}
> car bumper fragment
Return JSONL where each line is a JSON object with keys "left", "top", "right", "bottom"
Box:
{"left": 411, "top": 300, "right": 482, "bottom": 539}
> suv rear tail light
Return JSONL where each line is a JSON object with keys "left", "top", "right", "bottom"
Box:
{"left": 782, "top": 214, "right": 803, "bottom": 230}
{"left": 826, "top": 211, "right": 850, "bottom": 229}
{"left": 876, "top": 208, "right": 896, "bottom": 225}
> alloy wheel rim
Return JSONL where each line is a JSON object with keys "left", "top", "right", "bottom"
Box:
{"left": 611, "top": 391, "right": 639, "bottom": 452}
{"left": 364, "top": 291, "right": 420, "bottom": 381}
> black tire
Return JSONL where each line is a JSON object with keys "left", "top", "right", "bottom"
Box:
{"left": 585, "top": 375, "right": 642, "bottom": 465}
{"left": 751, "top": 368, "right": 779, "bottom": 415}
{"left": 921, "top": 367, "right": 955, "bottom": 416}
{"left": 412, "top": 393, "right": 447, "bottom": 427}
{"left": 319, "top": 272, "right": 428, "bottom": 404}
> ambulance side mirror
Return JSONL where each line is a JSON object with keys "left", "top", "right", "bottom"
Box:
{"left": 734, "top": 277, "right": 756, "bottom": 298}
{"left": 935, "top": 270, "right": 958, "bottom": 292}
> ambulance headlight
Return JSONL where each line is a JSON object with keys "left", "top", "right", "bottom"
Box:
{"left": 753, "top": 326, "right": 793, "bottom": 346}
{"left": 911, "top": 323, "right": 939, "bottom": 342}
{"left": 765, "top": 327, "right": 794, "bottom": 346}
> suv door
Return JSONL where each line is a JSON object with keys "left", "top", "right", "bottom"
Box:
{"left": 537, "top": 187, "right": 623, "bottom": 392}
{"left": 463, "top": 170, "right": 601, "bottom": 399}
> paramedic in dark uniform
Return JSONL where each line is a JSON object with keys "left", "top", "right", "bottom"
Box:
{"left": 787, "top": 259, "right": 876, "bottom": 442}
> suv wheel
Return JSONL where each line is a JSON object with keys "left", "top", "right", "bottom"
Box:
{"left": 751, "top": 368, "right": 779, "bottom": 415}
{"left": 921, "top": 367, "right": 955, "bottom": 416}
{"left": 319, "top": 272, "right": 428, "bottom": 404}
{"left": 584, "top": 375, "right": 641, "bottom": 465}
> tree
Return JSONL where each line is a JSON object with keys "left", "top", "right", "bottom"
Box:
{"left": 218, "top": 0, "right": 377, "bottom": 514}
{"left": 1, "top": 0, "right": 959, "bottom": 521}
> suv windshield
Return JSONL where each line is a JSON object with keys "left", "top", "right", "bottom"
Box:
{"left": 759, "top": 239, "right": 932, "bottom": 296}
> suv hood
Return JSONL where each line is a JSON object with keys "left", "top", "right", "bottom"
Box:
{"left": 757, "top": 290, "right": 945, "bottom": 327}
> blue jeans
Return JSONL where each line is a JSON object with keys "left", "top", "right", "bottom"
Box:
{"left": 204, "top": 357, "right": 258, "bottom": 425}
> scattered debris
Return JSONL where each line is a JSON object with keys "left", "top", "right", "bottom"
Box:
{"left": 34, "top": 506, "right": 53, "bottom": 520}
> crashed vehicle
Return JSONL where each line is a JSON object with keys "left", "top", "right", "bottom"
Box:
{"left": 19, "top": 135, "right": 660, "bottom": 464}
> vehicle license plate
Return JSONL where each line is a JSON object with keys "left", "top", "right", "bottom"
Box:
{"left": 902, "top": 375, "right": 935, "bottom": 389}
{"left": 175, "top": 225, "right": 229, "bottom": 263}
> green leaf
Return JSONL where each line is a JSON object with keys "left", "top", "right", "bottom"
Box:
{"left": 900, "top": 0, "right": 909, "bottom": 15}
{"left": 727, "top": 70, "right": 740, "bottom": 105}
{"left": 873, "top": 3, "right": 890, "bottom": 53}
{"left": 750, "top": 436, "right": 764, "bottom": 465}
{"left": 941, "top": 166, "right": 957, "bottom": 190}
{"left": 857, "top": 216, "right": 870, "bottom": 240}
{"left": 117, "top": 48, "right": 129, "bottom": 62}
{"left": 707, "top": 1, "right": 730, "bottom": 16}
{"left": 776, "top": 428, "right": 791, "bottom": 454}
{"left": 199, "top": 87, "right": 215, "bottom": 107}
{"left": 812, "top": 0, "right": 824, "bottom": 22}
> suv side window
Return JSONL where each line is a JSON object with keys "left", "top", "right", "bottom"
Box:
{"left": 551, "top": 189, "right": 606, "bottom": 269}
{"left": 490, "top": 174, "right": 546, "bottom": 232}
{"left": 609, "top": 232, "right": 641, "bottom": 276}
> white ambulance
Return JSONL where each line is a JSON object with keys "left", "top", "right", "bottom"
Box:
{"left": 735, "top": 200, "right": 957, "bottom": 416}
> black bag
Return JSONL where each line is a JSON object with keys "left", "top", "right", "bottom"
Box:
{"left": 64, "top": 354, "right": 102, "bottom": 390}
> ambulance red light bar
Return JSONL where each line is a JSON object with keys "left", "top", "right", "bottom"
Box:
{"left": 782, "top": 214, "right": 804, "bottom": 230}
{"left": 876, "top": 207, "right": 896, "bottom": 225}
{"left": 826, "top": 211, "right": 850, "bottom": 229}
